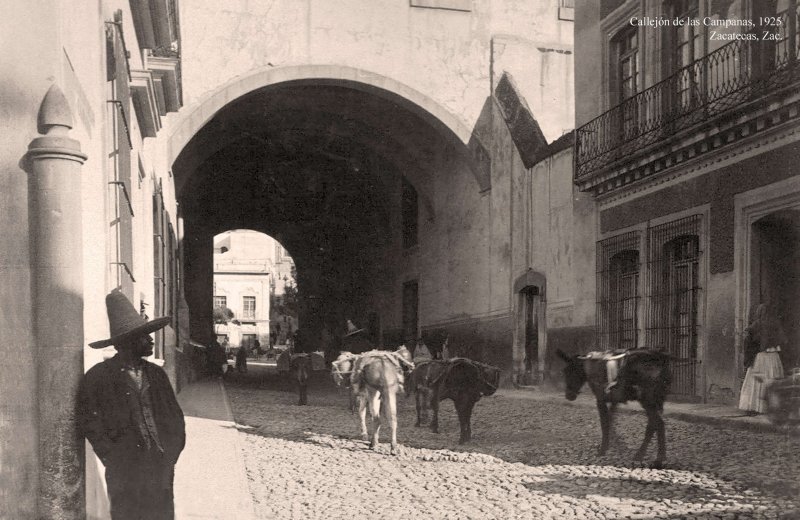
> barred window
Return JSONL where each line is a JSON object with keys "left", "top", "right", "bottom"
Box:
{"left": 646, "top": 215, "right": 702, "bottom": 397}
{"left": 214, "top": 296, "right": 227, "bottom": 309}
{"left": 597, "top": 231, "right": 641, "bottom": 350}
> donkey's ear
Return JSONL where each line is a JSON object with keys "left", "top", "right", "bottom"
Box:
{"left": 556, "top": 349, "right": 572, "bottom": 363}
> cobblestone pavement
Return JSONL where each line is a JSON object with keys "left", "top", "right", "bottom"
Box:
{"left": 226, "top": 367, "right": 800, "bottom": 520}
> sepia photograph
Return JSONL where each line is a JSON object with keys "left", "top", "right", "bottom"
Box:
{"left": 2, "top": 0, "right": 799, "bottom": 518}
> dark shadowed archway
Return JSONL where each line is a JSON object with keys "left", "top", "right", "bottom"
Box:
{"left": 174, "top": 76, "right": 484, "bottom": 350}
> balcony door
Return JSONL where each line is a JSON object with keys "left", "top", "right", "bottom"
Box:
{"left": 611, "top": 26, "right": 640, "bottom": 143}
{"left": 667, "top": 0, "right": 702, "bottom": 117}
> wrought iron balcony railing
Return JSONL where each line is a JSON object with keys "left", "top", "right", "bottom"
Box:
{"left": 576, "top": 9, "right": 800, "bottom": 183}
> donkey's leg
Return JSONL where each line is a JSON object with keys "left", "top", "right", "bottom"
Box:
{"left": 414, "top": 389, "right": 424, "bottom": 427}
{"left": 653, "top": 405, "right": 667, "bottom": 468}
{"left": 455, "top": 394, "right": 477, "bottom": 444}
{"left": 596, "top": 400, "right": 612, "bottom": 455}
{"left": 298, "top": 382, "right": 308, "bottom": 406}
{"left": 634, "top": 405, "right": 656, "bottom": 462}
{"left": 369, "top": 390, "right": 382, "bottom": 450}
{"left": 420, "top": 388, "right": 430, "bottom": 425}
{"left": 386, "top": 389, "right": 399, "bottom": 455}
{"left": 357, "top": 393, "right": 369, "bottom": 441}
{"left": 430, "top": 388, "right": 441, "bottom": 434}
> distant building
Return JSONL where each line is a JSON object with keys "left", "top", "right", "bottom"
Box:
{"left": 213, "top": 230, "right": 297, "bottom": 350}
{"left": 269, "top": 241, "right": 298, "bottom": 346}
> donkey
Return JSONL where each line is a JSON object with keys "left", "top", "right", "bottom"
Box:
{"left": 408, "top": 358, "right": 500, "bottom": 444}
{"left": 331, "top": 347, "right": 413, "bottom": 455}
{"left": 557, "top": 349, "right": 671, "bottom": 468}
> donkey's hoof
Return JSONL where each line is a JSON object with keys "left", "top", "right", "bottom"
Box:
{"left": 650, "top": 460, "right": 664, "bottom": 470}
{"left": 360, "top": 434, "right": 369, "bottom": 442}
{"left": 390, "top": 446, "right": 399, "bottom": 456}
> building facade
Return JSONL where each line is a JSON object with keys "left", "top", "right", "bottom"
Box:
{"left": 573, "top": 0, "right": 800, "bottom": 402}
{"left": 212, "top": 230, "right": 297, "bottom": 351}
{"left": 1, "top": 1, "right": 195, "bottom": 518}
{"left": 2, "top": 1, "right": 574, "bottom": 516}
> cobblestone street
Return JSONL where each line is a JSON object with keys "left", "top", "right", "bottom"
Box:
{"left": 224, "top": 366, "right": 800, "bottom": 520}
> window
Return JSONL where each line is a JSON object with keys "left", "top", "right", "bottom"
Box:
{"left": 402, "top": 178, "right": 418, "bottom": 249}
{"left": 609, "top": 250, "right": 640, "bottom": 349}
{"left": 243, "top": 296, "right": 256, "bottom": 319}
{"left": 667, "top": 0, "right": 701, "bottom": 113}
{"left": 753, "top": 0, "right": 797, "bottom": 75}
{"left": 611, "top": 26, "right": 639, "bottom": 139}
{"left": 558, "top": 0, "right": 575, "bottom": 21}
{"left": 107, "top": 12, "right": 135, "bottom": 299}
{"left": 597, "top": 232, "right": 640, "bottom": 349}
{"left": 214, "top": 296, "right": 227, "bottom": 309}
{"left": 152, "top": 184, "right": 168, "bottom": 359}
{"left": 645, "top": 215, "right": 702, "bottom": 397}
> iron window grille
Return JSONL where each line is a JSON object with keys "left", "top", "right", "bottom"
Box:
{"left": 645, "top": 214, "right": 703, "bottom": 397}
{"left": 596, "top": 231, "right": 641, "bottom": 350}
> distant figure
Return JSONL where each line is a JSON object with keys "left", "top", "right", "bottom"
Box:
{"left": 269, "top": 331, "right": 277, "bottom": 348}
{"left": 208, "top": 339, "right": 227, "bottom": 377}
{"left": 236, "top": 344, "right": 248, "bottom": 373}
{"left": 78, "top": 289, "right": 185, "bottom": 519}
{"left": 739, "top": 302, "right": 786, "bottom": 414}
{"left": 341, "top": 319, "right": 374, "bottom": 354}
{"left": 441, "top": 338, "right": 450, "bottom": 360}
{"left": 253, "top": 339, "right": 262, "bottom": 356}
{"left": 413, "top": 338, "right": 432, "bottom": 362}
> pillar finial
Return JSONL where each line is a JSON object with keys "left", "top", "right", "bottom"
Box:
{"left": 23, "top": 83, "right": 87, "bottom": 172}
{"left": 37, "top": 84, "right": 74, "bottom": 136}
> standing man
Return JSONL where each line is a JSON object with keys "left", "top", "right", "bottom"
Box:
{"left": 78, "top": 289, "right": 186, "bottom": 519}
{"left": 236, "top": 342, "right": 249, "bottom": 373}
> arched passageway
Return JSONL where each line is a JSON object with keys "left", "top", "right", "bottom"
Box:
{"left": 175, "top": 77, "right": 483, "bottom": 351}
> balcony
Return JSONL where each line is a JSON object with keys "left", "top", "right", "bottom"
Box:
{"left": 575, "top": 11, "right": 800, "bottom": 195}
{"left": 130, "top": 0, "right": 183, "bottom": 119}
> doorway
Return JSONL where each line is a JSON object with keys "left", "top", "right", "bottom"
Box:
{"left": 749, "top": 209, "right": 800, "bottom": 370}
{"left": 521, "top": 286, "right": 540, "bottom": 385}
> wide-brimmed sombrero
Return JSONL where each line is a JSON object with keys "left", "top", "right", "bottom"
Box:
{"left": 89, "top": 289, "right": 172, "bottom": 348}
{"left": 344, "top": 319, "right": 365, "bottom": 337}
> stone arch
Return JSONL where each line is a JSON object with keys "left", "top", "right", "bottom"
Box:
{"left": 166, "top": 64, "right": 489, "bottom": 189}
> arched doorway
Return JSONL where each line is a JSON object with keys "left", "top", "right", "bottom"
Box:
{"left": 513, "top": 271, "right": 547, "bottom": 386}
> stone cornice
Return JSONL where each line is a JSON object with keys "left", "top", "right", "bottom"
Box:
{"left": 597, "top": 118, "right": 800, "bottom": 208}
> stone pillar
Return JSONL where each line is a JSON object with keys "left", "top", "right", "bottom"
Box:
{"left": 23, "top": 84, "right": 88, "bottom": 519}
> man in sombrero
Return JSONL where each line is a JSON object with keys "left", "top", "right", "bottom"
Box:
{"left": 78, "top": 289, "right": 185, "bottom": 520}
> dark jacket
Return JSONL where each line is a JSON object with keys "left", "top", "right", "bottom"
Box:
{"left": 77, "top": 356, "right": 186, "bottom": 466}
